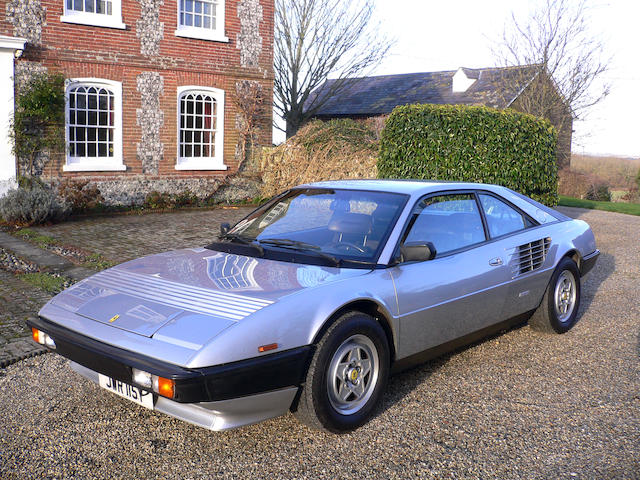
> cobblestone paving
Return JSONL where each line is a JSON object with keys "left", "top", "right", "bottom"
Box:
{"left": 0, "top": 207, "right": 253, "bottom": 366}
{"left": 0, "top": 270, "right": 50, "bottom": 366}
{"left": 31, "top": 207, "right": 253, "bottom": 264}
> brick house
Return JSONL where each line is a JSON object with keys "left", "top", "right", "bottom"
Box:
{"left": 307, "top": 66, "right": 573, "bottom": 168}
{"left": 0, "top": 0, "right": 273, "bottom": 203}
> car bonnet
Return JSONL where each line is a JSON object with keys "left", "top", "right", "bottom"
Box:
{"left": 43, "top": 247, "right": 370, "bottom": 347}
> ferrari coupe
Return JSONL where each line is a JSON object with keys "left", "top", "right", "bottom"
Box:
{"left": 29, "top": 180, "right": 599, "bottom": 433}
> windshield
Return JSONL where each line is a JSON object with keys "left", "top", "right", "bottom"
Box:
{"left": 218, "top": 188, "right": 407, "bottom": 265}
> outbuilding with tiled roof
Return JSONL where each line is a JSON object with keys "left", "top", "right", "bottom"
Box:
{"left": 306, "top": 66, "right": 573, "bottom": 168}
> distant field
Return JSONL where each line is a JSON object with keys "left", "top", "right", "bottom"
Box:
{"left": 571, "top": 154, "right": 640, "bottom": 189}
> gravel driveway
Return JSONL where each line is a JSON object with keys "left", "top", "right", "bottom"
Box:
{"left": 2, "top": 207, "right": 638, "bottom": 479}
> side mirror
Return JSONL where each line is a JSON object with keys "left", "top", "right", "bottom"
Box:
{"left": 399, "top": 242, "right": 436, "bottom": 263}
{"left": 220, "top": 222, "right": 231, "bottom": 235}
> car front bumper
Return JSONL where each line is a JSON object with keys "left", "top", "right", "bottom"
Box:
{"left": 28, "top": 316, "right": 313, "bottom": 430}
{"left": 70, "top": 361, "right": 299, "bottom": 430}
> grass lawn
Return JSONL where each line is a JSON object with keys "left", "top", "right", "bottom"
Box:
{"left": 559, "top": 195, "right": 640, "bottom": 216}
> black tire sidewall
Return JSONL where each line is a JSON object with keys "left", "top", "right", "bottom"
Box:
{"left": 310, "top": 314, "right": 390, "bottom": 433}
{"left": 546, "top": 258, "right": 581, "bottom": 333}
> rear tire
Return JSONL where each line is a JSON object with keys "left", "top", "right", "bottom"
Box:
{"left": 294, "top": 312, "right": 390, "bottom": 433}
{"left": 530, "top": 257, "right": 581, "bottom": 334}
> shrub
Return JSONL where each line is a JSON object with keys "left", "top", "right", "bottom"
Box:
{"left": 585, "top": 182, "right": 612, "bottom": 202}
{"left": 172, "top": 189, "right": 198, "bottom": 207}
{"left": 558, "top": 168, "right": 593, "bottom": 198}
{"left": 17, "top": 175, "right": 48, "bottom": 190}
{"left": 0, "top": 186, "right": 69, "bottom": 225}
{"left": 260, "top": 119, "right": 378, "bottom": 197}
{"left": 296, "top": 119, "right": 380, "bottom": 154}
{"left": 143, "top": 190, "right": 201, "bottom": 209}
{"left": 378, "top": 104, "right": 558, "bottom": 205}
{"left": 621, "top": 186, "right": 639, "bottom": 203}
{"left": 558, "top": 168, "right": 614, "bottom": 201}
{"left": 143, "top": 191, "right": 173, "bottom": 209}
{"left": 11, "top": 72, "right": 65, "bottom": 177}
{"left": 57, "top": 179, "right": 104, "bottom": 213}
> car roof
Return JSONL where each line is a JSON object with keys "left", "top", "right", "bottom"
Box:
{"left": 299, "top": 179, "right": 567, "bottom": 224}
{"left": 300, "top": 179, "right": 506, "bottom": 196}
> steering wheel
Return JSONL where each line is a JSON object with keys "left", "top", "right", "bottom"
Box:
{"left": 328, "top": 241, "right": 367, "bottom": 254}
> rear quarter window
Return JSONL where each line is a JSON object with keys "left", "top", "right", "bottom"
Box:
{"left": 479, "top": 194, "right": 528, "bottom": 238}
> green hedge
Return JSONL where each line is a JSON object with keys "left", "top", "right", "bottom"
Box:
{"left": 378, "top": 104, "right": 558, "bottom": 205}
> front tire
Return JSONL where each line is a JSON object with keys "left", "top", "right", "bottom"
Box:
{"left": 530, "top": 257, "right": 581, "bottom": 334}
{"left": 294, "top": 312, "right": 390, "bottom": 433}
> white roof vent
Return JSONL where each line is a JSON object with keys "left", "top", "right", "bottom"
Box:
{"left": 452, "top": 68, "right": 477, "bottom": 93}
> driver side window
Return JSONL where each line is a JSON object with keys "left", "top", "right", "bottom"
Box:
{"left": 404, "top": 193, "right": 486, "bottom": 255}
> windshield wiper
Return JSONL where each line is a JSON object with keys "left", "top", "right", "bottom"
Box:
{"left": 259, "top": 238, "right": 321, "bottom": 250}
{"left": 219, "top": 233, "right": 264, "bottom": 255}
{"left": 258, "top": 238, "right": 342, "bottom": 267}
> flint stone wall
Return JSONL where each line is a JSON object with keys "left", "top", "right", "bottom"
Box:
{"left": 50, "top": 174, "right": 262, "bottom": 206}
{"left": 5, "top": 0, "right": 45, "bottom": 45}
{"left": 237, "top": 0, "right": 263, "bottom": 69}
{"left": 136, "top": 72, "right": 165, "bottom": 175}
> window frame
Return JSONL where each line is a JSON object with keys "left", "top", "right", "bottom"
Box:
{"left": 392, "top": 189, "right": 541, "bottom": 264}
{"left": 477, "top": 192, "right": 534, "bottom": 239}
{"left": 176, "top": 85, "right": 227, "bottom": 171}
{"left": 475, "top": 191, "right": 538, "bottom": 238}
{"left": 63, "top": 78, "right": 125, "bottom": 172}
{"left": 174, "top": 0, "right": 229, "bottom": 43}
{"left": 398, "top": 191, "right": 488, "bottom": 259}
{"left": 60, "top": 0, "right": 126, "bottom": 29}
{"left": 217, "top": 187, "right": 410, "bottom": 267}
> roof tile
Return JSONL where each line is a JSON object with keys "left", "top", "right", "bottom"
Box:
{"left": 307, "top": 65, "right": 540, "bottom": 117}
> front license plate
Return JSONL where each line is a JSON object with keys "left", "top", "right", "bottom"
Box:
{"left": 98, "top": 374, "right": 154, "bottom": 410}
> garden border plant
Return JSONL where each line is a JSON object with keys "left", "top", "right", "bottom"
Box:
{"left": 11, "top": 71, "right": 66, "bottom": 177}
{"left": 0, "top": 72, "right": 68, "bottom": 226}
{"left": 378, "top": 104, "right": 558, "bottom": 205}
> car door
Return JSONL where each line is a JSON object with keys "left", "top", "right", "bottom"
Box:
{"left": 476, "top": 192, "right": 555, "bottom": 320}
{"left": 390, "top": 192, "right": 509, "bottom": 359}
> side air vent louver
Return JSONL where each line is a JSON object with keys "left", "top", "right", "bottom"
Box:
{"left": 511, "top": 237, "right": 551, "bottom": 277}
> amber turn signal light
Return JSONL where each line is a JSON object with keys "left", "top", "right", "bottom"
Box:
{"left": 155, "top": 377, "right": 175, "bottom": 399}
{"left": 31, "top": 327, "right": 56, "bottom": 349}
{"left": 258, "top": 343, "right": 278, "bottom": 353}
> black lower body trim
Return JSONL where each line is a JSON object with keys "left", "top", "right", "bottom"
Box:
{"left": 580, "top": 249, "right": 600, "bottom": 276}
{"left": 28, "top": 316, "right": 313, "bottom": 403}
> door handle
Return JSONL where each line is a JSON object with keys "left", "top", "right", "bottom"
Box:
{"left": 489, "top": 257, "right": 503, "bottom": 266}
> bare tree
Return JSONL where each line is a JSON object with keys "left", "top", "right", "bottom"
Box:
{"left": 495, "top": 0, "right": 610, "bottom": 129}
{"left": 274, "top": 0, "right": 391, "bottom": 138}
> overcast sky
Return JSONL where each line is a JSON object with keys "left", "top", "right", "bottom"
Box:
{"left": 275, "top": 0, "right": 640, "bottom": 158}
{"left": 370, "top": 0, "right": 640, "bottom": 158}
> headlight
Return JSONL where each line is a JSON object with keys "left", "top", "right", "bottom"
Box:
{"left": 132, "top": 368, "right": 175, "bottom": 399}
{"left": 131, "top": 368, "right": 153, "bottom": 388}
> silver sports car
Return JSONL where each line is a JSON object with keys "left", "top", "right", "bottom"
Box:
{"left": 29, "top": 180, "right": 599, "bottom": 433}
